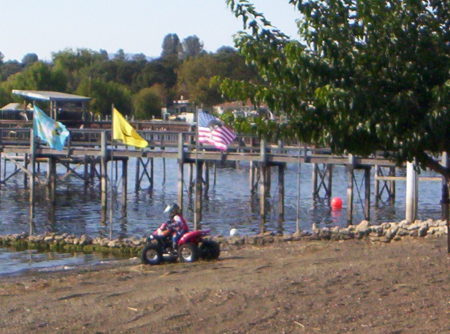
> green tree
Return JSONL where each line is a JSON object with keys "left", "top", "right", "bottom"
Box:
{"left": 222, "top": 0, "right": 449, "bottom": 179}
{"left": 181, "top": 35, "right": 204, "bottom": 59}
{"left": 76, "top": 78, "right": 132, "bottom": 117}
{"left": 0, "top": 60, "right": 22, "bottom": 81}
{"left": 177, "top": 49, "right": 258, "bottom": 107}
{"left": 0, "top": 85, "right": 10, "bottom": 107}
{"left": 52, "top": 49, "right": 108, "bottom": 91}
{"left": 132, "top": 86, "right": 163, "bottom": 119}
{"left": 5, "top": 61, "right": 66, "bottom": 92}
{"left": 135, "top": 59, "right": 177, "bottom": 94}
{"left": 161, "top": 33, "right": 182, "bottom": 60}
{"left": 114, "top": 49, "right": 126, "bottom": 61}
{"left": 21, "top": 53, "right": 39, "bottom": 66}
{"left": 177, "top": 54, "right": 221, "bottom": 106}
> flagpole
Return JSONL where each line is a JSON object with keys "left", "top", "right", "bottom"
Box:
{"left": 109, "top": 104, "right": 115, "bottom": 239}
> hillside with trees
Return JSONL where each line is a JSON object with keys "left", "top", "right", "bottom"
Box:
{"left": 0, "top": 34, "right": 258, "bottom": 118}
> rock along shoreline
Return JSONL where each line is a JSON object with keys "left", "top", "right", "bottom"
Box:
{"left": 0, "top": 219, "right": 447, "bottom": 257}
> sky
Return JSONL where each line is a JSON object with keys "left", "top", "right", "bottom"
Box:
{"left": 1, "top": 0, "right": 299, "bottom": 62}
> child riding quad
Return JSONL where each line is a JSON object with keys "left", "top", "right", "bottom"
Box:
{"left": 141, "top": 203, "right": 220, "bottom": 265}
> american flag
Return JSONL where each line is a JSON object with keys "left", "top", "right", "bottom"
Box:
{"left": 197, "top": 111, "right": 236, "bottom": 150}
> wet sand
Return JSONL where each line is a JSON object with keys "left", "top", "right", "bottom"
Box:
{"left": 0, "top": 237, "right": 448, "bottom": 333}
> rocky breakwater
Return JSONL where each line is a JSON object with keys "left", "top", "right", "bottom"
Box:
{"left": 0, "top": 219, "right": 447, "bottom": 255}
{"left": 220, "top": 219, "right": 448, "bottom": 247}
{"left": 0, "top": 233, "right": 147, "bottom": 257}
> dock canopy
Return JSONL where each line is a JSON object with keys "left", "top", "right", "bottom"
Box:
{"left": 12, "top": 90, "right": 90, "bottom": 103}
{"left": 12, "top": 90, "right": 91, "bottom": 122}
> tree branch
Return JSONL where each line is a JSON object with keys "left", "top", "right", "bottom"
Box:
{"left": 417, "top": 152, "right": 450, "bottom": 181}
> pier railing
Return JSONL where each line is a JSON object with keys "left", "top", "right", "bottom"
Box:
{"left": 0, "top": 127, "right": 395, "bottom": 166}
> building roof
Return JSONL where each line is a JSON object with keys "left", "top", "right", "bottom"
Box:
{"left": 12, "top": 90, "right": 91, "bottom": 103}
{"left": 0, "top": 103, "right": 30, "bottom": 111}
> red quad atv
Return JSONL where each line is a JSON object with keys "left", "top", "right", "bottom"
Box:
{"left": 141, "top": 223, "right": 220, "bottom": 265}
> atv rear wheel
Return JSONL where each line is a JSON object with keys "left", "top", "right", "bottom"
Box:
{"left": 178, "top": 243, "right": 199, "bottom": 263}
{"left": 141, "top": 244, "right": 163, "bottom": 265}
{"left": 199, "top": 240, "right": 220, "bottom": 260}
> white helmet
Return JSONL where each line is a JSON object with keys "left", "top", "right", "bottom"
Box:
{"left": 164, "top": 203, "right": 180, "bottom": 216}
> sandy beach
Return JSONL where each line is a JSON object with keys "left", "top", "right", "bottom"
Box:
{"left": 0, "top": 237, "right": 448, "bottom": 334}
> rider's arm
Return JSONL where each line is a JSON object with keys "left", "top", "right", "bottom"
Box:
{"left": 157, "top": 222, "right": 172, "bottom": 236}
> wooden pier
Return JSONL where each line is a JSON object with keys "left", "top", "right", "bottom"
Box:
{"left": 0, "top": 125, "right": 447, "bottom": 233}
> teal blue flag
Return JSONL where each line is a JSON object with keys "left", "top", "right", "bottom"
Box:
{"left": 33, "top": 105, "right": 70, "bottom": 151}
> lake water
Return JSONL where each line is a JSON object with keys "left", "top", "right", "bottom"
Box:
{"left": 0, "top": 156, "right": 443, "bottom": 274}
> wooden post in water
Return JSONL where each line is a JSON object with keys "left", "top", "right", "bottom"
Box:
{"left": 29, "top": 129, "right": 36, "bottom": 235}
{"left": 213, "top": 162, "right": 217, "bottom": 187}
{"left": 24, "top": 153, "right": 29, "bottom": 188}
{"left": 100, "top": 131, "right": 108, "bottom": 216}
{"left": 135, "top": 158, "right": 140, "bottom": 192}
{"left": 83, "top": 156, "right": 89, "bottom": 187}
{"left": 249, "top": 161, "right": 255, "bottom": 194}
{"left": 150, "top": 158, "right": 154, "bottom": 192}
{"left": 188, "top": 163, "right": 194, "bottom": 194}
{"left": 374, "top": 165, "right": 380, "bottom": 206}
{"left": 121, "top": 158, "right": 128, "bottom": 215}
{"left": 90, "top": 158, "right": 96, "bottom": 185}
{"left": 277, "top": 163, "right": 285, "bottom": 234}
{"left": 346, "top": 155, "right": 355, "bottom": 225}
{"left": 47, "top": 157, "right": 57, "bottom": 203}
{"left": 194, "top": 161, "right": 203, "bottom": 229}
{"left": 259, "top": 139, "right": 268, "bottom": 233}
{"left": 161, "top": 136, "right": 166, "bottom": 185}
{"left": 364, "top": 167, "right": 371, "bottom": 221}
{"left": 389, "top": 167, "right": 396, "bottom": 204}
{"left": 405, "top": 161, "right": 418, "bottom": 223}
{"left": 312, "top": 163, "right": 318, "bottom": 202}
{"left": 204, "top": 161, "right": 209, "bottom": 198}
{"left": 2, "top": 153, "right": 6, "bottom": 181}
{"left": 259, "top": 166, "right": 268, "bottom": 234}
{"left": 162, "top": 157, "right": 166, "bottom": 185}
{"left": 177, "top": 133, "right": 184, "bottom": 211}
{"left": 327, "top": 164, "right": 333, "bottom": 204}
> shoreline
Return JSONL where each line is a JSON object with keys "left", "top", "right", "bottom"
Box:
{"left": 0, "top": 218, "right": 447, "bottom": 280}
{"left": 0, "top": 218, "right": 447, "bottom": 257}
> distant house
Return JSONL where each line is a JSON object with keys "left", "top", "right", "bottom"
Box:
{"left": 213, "top": 101, "right": 274, "bottom": 119}
{"left": 162, "top": 96, "right": 196, "bottom": 120}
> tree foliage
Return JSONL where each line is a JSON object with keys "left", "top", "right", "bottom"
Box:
{"left": 178, "top": 50, "right": 258, "bottom": 107}
{"left": 77, "top": 78, "right": 132, "bottom": 117}
{"left": 182, "top": 35, "right": 204, "bottom": 59}
{"left": 0, "top": 35, "right": 261, "bottom": 125}
{"left": 222, "top": 0, "right": 449, "bottom": 178}
{"left": 132, "top": 86, "right": 163, "bottom": 120}
{"left": 161, "top": 33, "right": 182, "bottom": 60}
{"left": 0, "top": 60, "right": 22, "bottom": 82}
{"left": 21, "top": 53, "right": 39, "bottom": 66}
{"left": 5, "top": 61, "right": 67, "bottom": 92}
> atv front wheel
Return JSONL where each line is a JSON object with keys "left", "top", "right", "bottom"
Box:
{"left": 178, "top": 243, "right": 199, "bottom": 263}
{"left": 141, "top": 244, "right": 163, "bottom": 265}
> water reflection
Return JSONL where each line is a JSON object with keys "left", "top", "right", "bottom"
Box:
{"left": 0, "top": 157, "right": 443, "bottom": 240}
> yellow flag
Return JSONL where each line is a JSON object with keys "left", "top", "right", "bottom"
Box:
{"left": 112, "top": 108, "right": 148, "bottom": 148}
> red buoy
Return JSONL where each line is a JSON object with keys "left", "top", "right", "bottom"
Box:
{"left": 331, "top": 197, "right": 343, "bottom": 210}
